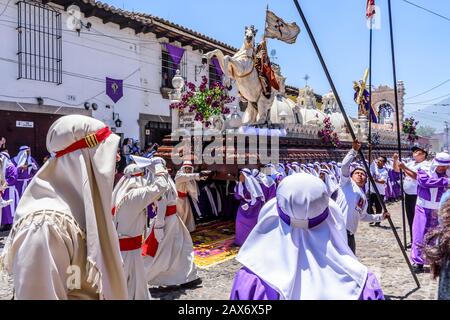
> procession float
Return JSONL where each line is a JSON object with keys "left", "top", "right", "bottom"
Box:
{"left": 155, "top": 11, "right": 411, "bottom": 181}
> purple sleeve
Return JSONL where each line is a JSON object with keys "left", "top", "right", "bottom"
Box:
{"left": 416, "top": 169, "right": 449, "bottom": 189}
{"left": 230, "top": 267, "right": 279, "bottom": 300}
{"left": 359, "top": 271, "right": 385, "bottom": 300}
{"left": 234, "top": 184, "right": 249, "bottom": 201}
{"left": 5, "top": 163, "right": 18, "bottom": 186}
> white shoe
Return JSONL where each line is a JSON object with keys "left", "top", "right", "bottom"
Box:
{"left": 0, "top": 199, "right": 12, "bottom": 208}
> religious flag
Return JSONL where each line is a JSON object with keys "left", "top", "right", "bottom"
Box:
{"left": 106, "top": 77, "right": 123, "bottom": 103}
{"left": 264, "top": 10, "right": 300, "bottom": 44}
{"left": 366, "top": 0, "right": 376, "bottom": 19}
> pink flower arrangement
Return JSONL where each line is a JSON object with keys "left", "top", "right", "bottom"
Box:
{"left": 170, "top": 76, "right": 234, "bottom": 127}
{"left": 402, "top": 117, "right": 419, "bottom": 144}
{"left": 318, "top": 117, "right": 340, "bottom": 147}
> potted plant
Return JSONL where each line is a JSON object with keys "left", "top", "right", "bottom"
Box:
{"left": 170, "top": 76, "right": 235, "bottom": 130}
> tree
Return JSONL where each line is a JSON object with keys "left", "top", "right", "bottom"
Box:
{"left": 416, "top": 126, "right": 436, "bottom": 138}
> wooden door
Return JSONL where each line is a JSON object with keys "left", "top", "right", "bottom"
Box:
{"left": 0, "top": 110, "right": 62, "bottom": 165}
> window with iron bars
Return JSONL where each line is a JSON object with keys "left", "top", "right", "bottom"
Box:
{"left": 160, "top": 44, "right": 187, "bottom": 89}
{"left": 208, "top": 63, "right": 222, "bottom": 87}
{"left": 17, "top": 0, "right": 62, "bottom": 84}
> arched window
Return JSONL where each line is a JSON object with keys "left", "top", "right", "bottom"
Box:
{"left": 378, "top": 103, "right": 394, "bottom": 125}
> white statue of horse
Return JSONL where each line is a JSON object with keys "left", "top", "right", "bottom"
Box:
{"left": 204, "top": 25, "right": 274, "bottom": 126}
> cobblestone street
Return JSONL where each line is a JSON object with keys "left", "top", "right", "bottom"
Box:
{"left": 0, "top": 201, "right": 438, "bottom": 300}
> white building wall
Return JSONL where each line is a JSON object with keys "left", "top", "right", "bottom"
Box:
{"left": 0, "top": 0, "right": 239, "bottom": 141}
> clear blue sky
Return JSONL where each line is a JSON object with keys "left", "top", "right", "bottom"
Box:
{"left": 107, "top": 0, "right": 450, "bottom": 131}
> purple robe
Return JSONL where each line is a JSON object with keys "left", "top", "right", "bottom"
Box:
{"left": 234, "top": 185, "right": 264, "bottom": 246}
{"left": 389, "top": 170, "right": 401, "bottom": 199}
{"left": 259, "top": 183, "right": 276, "bottom": 202}
{"left": 385, "top": 177, "right": 393, "bottom": 202}
{"left": 411, "top": 169, "right": 448, "bottom": 265}
{"left": 230, "top": 267, "right": 384, "bottom": 300}
{"left": 1, "top": 163, "right": 18, "bottom": 225}
{"left": 12, "top": 158, "right": 39, "bottom": 198}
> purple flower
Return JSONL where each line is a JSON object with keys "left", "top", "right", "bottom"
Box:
{"left": 187, "top": 82, "right": 196, "bottom": 92}
{"left": 211, "top": 101, "right": 220, "bottom": 109}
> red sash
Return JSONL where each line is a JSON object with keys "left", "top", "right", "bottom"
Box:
{"left": 141, "top": 205, "right": 177, "bottom": 257}
{"left": 119, "top": 235, "right": 143, "bottom": 251}
{"left": 177, "top": 191, "right": 187, "bottom": 198}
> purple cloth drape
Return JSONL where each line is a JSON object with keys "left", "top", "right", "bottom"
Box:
{"left": 165, "top": 43, "right": 185, "bottom": 67}
{"left": 211, "top": 57, "right": 224, "bottom": 76}
{"left": 230, "top": 267, "right": 385, "bottom": 300}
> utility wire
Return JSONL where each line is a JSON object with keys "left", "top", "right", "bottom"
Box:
{"left": 406, "top": 79, "right": 450, "bottom": 100}
{"left": 401, "top": 0, "right": 450, "bottom": 23}
{"left": 0, "top": 0, "right": 12, "bottom": 17}
{"left": 0, "top": 68, "right": 141, "bottom": 106}
{"left": 407, "top": 93, "right": 450, "bottom": 104}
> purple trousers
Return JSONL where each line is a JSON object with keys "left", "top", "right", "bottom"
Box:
{"left": 411, "top": 205, "right": 439, "bottom": 265}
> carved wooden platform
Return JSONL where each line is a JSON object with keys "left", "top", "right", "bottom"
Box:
{"left": 155, "top": 133, "right": 409, "bottom": 181}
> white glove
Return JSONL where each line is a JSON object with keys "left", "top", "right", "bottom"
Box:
{"left": 0, "top": 199, "right": 13, "bottom": 209}
{"left": 148, "top": 157, "right": 168, "bottom": 176}
{"left": 154, "top": 227, "right": 164, "bottom": 242}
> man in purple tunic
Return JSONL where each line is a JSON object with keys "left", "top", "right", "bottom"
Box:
{"left": 12, "top": 146, "right": 39, "bottom": 199}
{"left": 252, "top": 169, "right": 276, "bottom": 202}
{"left": 0, "top": 151, "right": 19, "bottom": 231}
{"left": 407, "top": 152, "right": 450, "bottom": 273}
{"left": 234, "top": 168, "right": 265, "bottom": 246}
{"left": 230, "top": 173, "right": 384, "bottom": 300}
{"left": 393, "top": 146, "right": 429, "bottom": 247}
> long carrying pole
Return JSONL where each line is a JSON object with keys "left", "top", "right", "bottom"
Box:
{"left": 292, "top": 0, "right": 420, "bottom": 288}
{"left": 387, "top": 0, "right": 408, "bottom": 249}
{"left": 368, "top": 17, "right": 373, "bottom": 196}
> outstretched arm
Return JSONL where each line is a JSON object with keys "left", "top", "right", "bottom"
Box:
{"left": 399, "top": 162, "right": 418, "bottom": 180}
{"left": 392, "top": 153, "right": 400, "bottom": 173}
{"left": 175, "top": 173, "right": 200, "bottom": 184}
{"left": 416, "top": 169, "right": 449, "bottom": 189}
{"left": 122, "top": 176, "right": 170, "bottom": 214}
{"left": 341, "top": 140, "right": 361, "bottom": 179}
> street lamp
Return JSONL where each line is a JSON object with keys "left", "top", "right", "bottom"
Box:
{"left": 228, "top": 105, "right": 242, "bottom": 133}
{"left": 169, "top": 70, "right": 185, "bottom": 133}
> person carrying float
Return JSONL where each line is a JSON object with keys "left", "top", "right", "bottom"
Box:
{"left": 112, "top": 162, "right": 170, "bottom": 300}
{"left": 143, "top": 158, "right": 199, "bottom": 286}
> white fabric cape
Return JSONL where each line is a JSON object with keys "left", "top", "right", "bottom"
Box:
{"left": 237, "top": 173, "right": 367, "bottom": 300}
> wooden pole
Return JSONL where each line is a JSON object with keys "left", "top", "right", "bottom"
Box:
{"left": 387, "top": 0, "right": 408, "bottom": 249}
